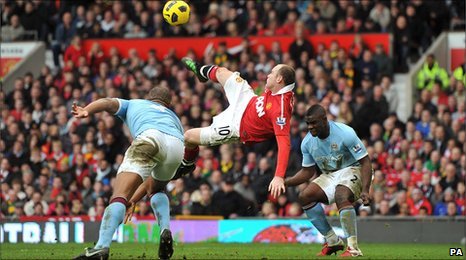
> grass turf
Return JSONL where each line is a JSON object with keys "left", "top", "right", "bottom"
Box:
{"left": 0, "top": 242, "right": 464, "bottom": 259}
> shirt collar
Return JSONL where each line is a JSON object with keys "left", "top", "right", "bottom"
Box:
{"left": 271, "top": 83, "right": 295, "bottom": 96}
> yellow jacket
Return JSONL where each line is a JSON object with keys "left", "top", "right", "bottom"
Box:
{"left": 417, "top": 62, "right": 449, "bottom": 90}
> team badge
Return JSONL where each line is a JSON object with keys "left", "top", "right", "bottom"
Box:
{"left": 266, "top": 102, "right": 272, "bottom": 110}
{"left": 236, "top": 77, "right": 244, "bottom": 83}
{"left": 331, "top": 143, "right": 338, "bottom": 150}
{"left": 276, "top": 116, "right": 286, "bottom": 130}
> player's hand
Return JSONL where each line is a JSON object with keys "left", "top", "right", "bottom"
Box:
{"left": 71, "top": 102, "right": 89, "bottom": 118}
{"left": 360, "top": 191, "right": 371, "bottom": 206}
{"left": 268, "top": 176, "right": 286, "bottom": 199}
{"left": 124, "top": 202, "right": 135, "bottom": 224}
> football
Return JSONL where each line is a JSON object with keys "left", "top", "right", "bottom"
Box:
{"left": 163, "top": 0, "right": 190, "bottom": 26}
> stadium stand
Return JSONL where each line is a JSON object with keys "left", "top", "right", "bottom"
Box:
{"left": 0, "top": 0, "right": 465, "bottom": 222}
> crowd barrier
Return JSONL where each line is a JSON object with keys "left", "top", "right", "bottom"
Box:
{"left": 1, "top": 216, "right": 464, "bottom": 244}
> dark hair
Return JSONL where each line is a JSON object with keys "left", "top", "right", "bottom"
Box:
{"left": 306, "top": 104, "right": 326, "bottom": 117}
{"left": 278, "top": 65, "right": 295, "bottom": 86}
{"left": 148, "top": 86, "right": 172, "bottom": 106}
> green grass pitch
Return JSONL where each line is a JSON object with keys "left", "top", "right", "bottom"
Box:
{"left": 0, "top": 242, "right": 464, "bottom": 259}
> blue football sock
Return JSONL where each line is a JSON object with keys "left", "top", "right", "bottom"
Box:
{"left": 150, "top": 192, "right": 170, "bottom": 233}
{"left": 340, "top": 207, "right": 358, "bottom": 247}
{"left": 95, "top": 202, "right": 126, "bottom": 249}
{"left": 304, "top": 203, "right": 332, "bottom": 236}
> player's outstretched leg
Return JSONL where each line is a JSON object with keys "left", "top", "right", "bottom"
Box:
{"left": 182, "top": 57, "right": 234, "bottom": 86}
{"left": 151, "top": 192, "right": 174, "bottom": 260}
{"left": 181, "top": 57, "right": 210, "bottom": 82}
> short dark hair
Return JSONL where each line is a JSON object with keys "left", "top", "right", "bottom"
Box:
{"left": 306, "top": 104, "right": 326, "bottom": 117}
{"left": 278, "top": 65, "right": 295, "bottom": 86}
{"left": 148, "top": 86, "right": 171, "bottom": 106}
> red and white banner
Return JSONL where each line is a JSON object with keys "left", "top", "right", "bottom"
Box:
{"left": 0, "top": 42, "right": 38, "bottom": 80}
{"left": 83, "top": 34, "right": 391, "bottom": 61}
{"left": 448, "top": 33, "right": 465, "bottom": 71}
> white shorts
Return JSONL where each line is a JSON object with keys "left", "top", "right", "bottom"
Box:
{"left": 312, "top": 166, "right": 362, "bottom": 204}
{"left": 200, "top": 72, "right": 255, "bottom": 146}
{"left": 117, "top": 129, "right": 184, "bottom": 181}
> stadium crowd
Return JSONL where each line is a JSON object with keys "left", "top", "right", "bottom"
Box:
{"left": 1, "top": 1, "right": 465, "bottom": 220}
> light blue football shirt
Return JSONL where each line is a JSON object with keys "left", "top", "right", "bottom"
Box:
{"left": 301, "top": 121, "right": 367, "bottom": 172}
{"left": 114, "top": 98, "right": 184, "bottom": 141}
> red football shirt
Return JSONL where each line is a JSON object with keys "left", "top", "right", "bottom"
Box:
{"left": 240, "top": 85, "right": 294, "bottom": 177}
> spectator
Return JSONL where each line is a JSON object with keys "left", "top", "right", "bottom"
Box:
{"left": 134, "top": 201, "right": 152, "bottom": 217}
{"left": 190, "top": 184, "right": 215, "bottom": 216}
{"left": 407, "top": 188, "right": 432, "bottom": 216}
{"left": 260, "top": 201, "right": 277, "bottom": 219}
{"left": 233, "top": 174, "right": 256, "bottom": 204}
{"left": 433, "top": 187, "right": 456, "bottom": 216}
{"left": 369, "top": 1, "right": 390, "bottom": 31}
{"left": 250, "top": 158, "right": 273, "bottom": 206}
{"left": 372, "top": 44, "right": 393, "bottom": 78}
{"left": 19, "top": 1, "right": 40, "bottom": 40}
{"left": 416, "top": 54, "right": 449, "bottom": 91}
{"left": 355, "top": 50, "right": 378, "bottom": 84}
{"left": 453, "top": 63, "right": 466, "bottom": 85}
{"left": 288, "top": 23, "right": 313, "bottom": 68}
{"left": 63, "top": 35, "right": 83, "bottom": 67}
{"left": 439, "top": 163, "right": 459, "bottom": 191}
{"left": 52, "top": 12, "right": 76, "bottom": 67}
{"left": 1, "top": 14, "right": 25, "bottom": 41}
{"left": 211, "top": 175, "right": 248, "bottom": 219}
{"left": 392, "top": 15, "right": 409, "bottom": 73}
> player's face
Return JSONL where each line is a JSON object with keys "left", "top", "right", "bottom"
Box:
{"left": 305, "top": 114, "right": 326, "bottom": 137}
{"left": 265, "top": 65, "right": 281, "bottom": 89}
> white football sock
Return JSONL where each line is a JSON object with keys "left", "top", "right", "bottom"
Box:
{"left": 325, "top": 229, "right": 339, "bottom": 245}
{"left": 347, "top": 236, "right": 358, "bottom": 249}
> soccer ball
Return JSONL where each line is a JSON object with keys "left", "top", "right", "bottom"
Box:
{"left": 163, "top": 0, "right": 190, "bottom": 26}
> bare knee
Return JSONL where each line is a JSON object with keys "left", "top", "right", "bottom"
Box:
{"left": 184, "top": 129, "right": 200, "bottom": 147}
{"left": 298, "top": 192, "right": 313, "bottom": 206}
{"left": 335, "top": 185, "right": 355, "bottom": 209}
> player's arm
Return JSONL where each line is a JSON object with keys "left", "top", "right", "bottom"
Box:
{"left": 71, "top": 98, "right": 120, "bottom": 118}
{"left": 274, "top": 135, "right": 291, "bottom": 178}
{"left": 284, "top": 166, "right": 316, "bottom": 187}
{"left": 268, "top": 94, "right": 293, "bottom": 198}
{"left": 130, "top": 180, "right": 149, "bottom": 205}
{"left": 125, "top": 178, "right": 152, "bottom": 224}
{"left": 358, "top": 155, "right": 373, "bottom": 202}
{"left": 268, "top": 135, "right": 291, "bottom": 198}
{"left": 345, "top": 127, "right": 373, "bottom": 205}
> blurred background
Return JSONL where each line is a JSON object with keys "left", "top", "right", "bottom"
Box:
{"left": 0, "top": 0, "right": 465, "bottom": 245}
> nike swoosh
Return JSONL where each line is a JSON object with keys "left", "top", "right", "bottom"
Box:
{"left": 85, "top": 250, "right": 102, "bottom": 257}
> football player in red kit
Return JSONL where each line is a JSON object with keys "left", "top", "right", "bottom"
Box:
{"left": 176, "top": 57, "right": 295, "bottom": 198}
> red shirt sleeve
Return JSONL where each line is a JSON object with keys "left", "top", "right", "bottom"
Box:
{"left": 272, "top": 93, "right": 293, "bottom": 177}
{"left": 275, "top": 135, "right": 290, "bottom": 178}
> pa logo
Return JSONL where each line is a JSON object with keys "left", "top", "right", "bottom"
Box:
{"left": 449, "top": 248, "right": 463, "bottom": 256}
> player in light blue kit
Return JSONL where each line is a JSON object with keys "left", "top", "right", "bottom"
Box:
{"left": 285, "top": 104, "right": 372, "bottom": 257}
{"left": 72, "top": 86, "right": 183, "bottom": 260}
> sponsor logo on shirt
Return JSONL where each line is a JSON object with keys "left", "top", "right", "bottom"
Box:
{"left": 255, "top": 96, "right": 265, "bottom": 117}
{"left": 352, "top": 144, "right": 362, "bottom": 153}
